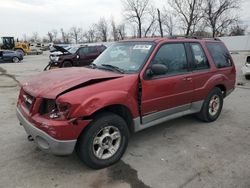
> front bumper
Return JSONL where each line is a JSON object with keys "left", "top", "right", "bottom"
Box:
{"left": 16, "top": 107, "right": 76, "bottom": 155}
{"left": 44, "top": 61, "right": 59, "bottom": 71}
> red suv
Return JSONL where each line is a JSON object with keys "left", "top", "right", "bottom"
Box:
{"left": 16, "top": 38, "right": 236, "bottom": 169}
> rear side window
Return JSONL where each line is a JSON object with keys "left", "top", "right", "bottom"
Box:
{"left": 206, "top": 42, "right": 232, "bottom": 68}
{"left": 88, "top": 46, "right": 98, "bottom": 53}
{"left": 151, "top": 43, "right": 188, "bottom": 75}
{"left": 190, "top": 43, "right": 209, "bottom": 70}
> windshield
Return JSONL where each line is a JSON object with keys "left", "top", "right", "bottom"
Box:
{"left": 68, "top": 46, "right": 78, "bottom": 54}
{"left": 93, "top": 42, "right": 155, "bottom": 73}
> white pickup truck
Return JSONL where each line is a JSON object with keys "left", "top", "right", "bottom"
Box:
{"left": 242, "top": 56, "right": 250, "bottom": 79}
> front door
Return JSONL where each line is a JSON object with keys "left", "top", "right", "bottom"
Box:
{"left": 140, "top": 43, "right": 193, "bottom": 124}
{"left": 77, "top": 47, "right": 89, "bottom": 66}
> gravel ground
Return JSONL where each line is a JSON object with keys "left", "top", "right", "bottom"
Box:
{"left": 0, "top": 52, "right": 249, "bottom": 188}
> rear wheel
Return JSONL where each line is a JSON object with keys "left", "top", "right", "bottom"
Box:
{"left": 76, "top": 112, "right": 129, "bottom": 169}
{"left": 197, "top": 87, "right": 223, "bottom": 122}
{"left": 62, "top": 61, "right": 72, "bottom": 67}
{"left": 12, "top": 57, "right": 20, "bottom": 63}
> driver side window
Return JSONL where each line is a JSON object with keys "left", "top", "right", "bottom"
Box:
{"left": 151, "top": 43, "right": 188, "bottom": 76}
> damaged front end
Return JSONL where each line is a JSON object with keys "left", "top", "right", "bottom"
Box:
{"left": 16, "top": 88, "right": 91, "bottom": 155}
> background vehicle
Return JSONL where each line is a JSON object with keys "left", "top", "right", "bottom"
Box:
{"left": 0, "top": 50, "right": 23, "bottom": 63}
{"left": 0, "top": 36, "right": 30, "bottom": 56}
{"left": 44, "top": 44, "right": 107, "bottom": 70}
{"left": 17, "top": 37, "right": 236, "bottom": 169}
{"left": 49, "top": 45, "right": 72, "bottom": 61}
{"left": 241, "top": 56, "right": 250, "bottom": 79}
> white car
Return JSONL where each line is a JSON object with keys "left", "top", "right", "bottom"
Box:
{"left": 241, "top": 56, "right": 250, "bottom": 79}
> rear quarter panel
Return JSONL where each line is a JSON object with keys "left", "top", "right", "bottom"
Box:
{"left": 194, "top": 41, "right": 236, "bottom": 100}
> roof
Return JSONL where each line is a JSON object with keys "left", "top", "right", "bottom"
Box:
{"left": 121, "top": 37, "right": 221, "bottom": 44}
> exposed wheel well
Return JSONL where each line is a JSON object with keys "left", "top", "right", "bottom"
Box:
{"left": 88, "top": 104, "right": 134, "bottom": 133}
{"left": 215, "top": 84, "right": 226, "bottom": 98}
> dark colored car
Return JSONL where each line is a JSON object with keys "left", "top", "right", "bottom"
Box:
{"left": 45, "top": 44, "right": 107, "bottom": 69}
{"left": 0, "top": 50, "right": 23, "bottom": 63}
{"left": 17, "top": 38, "right": 236, "bottom": 169}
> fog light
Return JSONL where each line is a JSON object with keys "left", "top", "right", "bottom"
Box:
{"left": 36, "top": 136, "right": 49, "bottom": 150}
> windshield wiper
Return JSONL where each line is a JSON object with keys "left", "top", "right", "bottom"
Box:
{"left": 100, "top": 64, "right": 125, "bottom": 74}
{"left": 89, "top": 63, "right": 97, "bottom": 69}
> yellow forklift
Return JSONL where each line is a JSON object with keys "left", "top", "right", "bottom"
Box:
{"left": 0, "top": 36, "right": 30, "bottom": 56}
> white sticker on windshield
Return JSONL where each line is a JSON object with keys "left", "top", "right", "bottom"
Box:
{"left": 133, "top": 45, "right": 152, "bottom": 50}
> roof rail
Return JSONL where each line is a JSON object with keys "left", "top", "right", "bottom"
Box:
{"left": 168, "top": 35, "right": 221, "bottom": 41}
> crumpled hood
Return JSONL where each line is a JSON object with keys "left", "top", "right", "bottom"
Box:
{"left": 51, "top": 45, "right": 70, "bottom": 54}
{"left": 22, "top": 67, "right": 122, "bottom": 99}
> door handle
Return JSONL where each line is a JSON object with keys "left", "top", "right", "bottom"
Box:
{"left": 182, "top": 77, "right": 192, "bottom": 81}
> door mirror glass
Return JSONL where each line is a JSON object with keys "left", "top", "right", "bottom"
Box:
{"left": 148, "top": 64, "right": 168, "bottom": 76}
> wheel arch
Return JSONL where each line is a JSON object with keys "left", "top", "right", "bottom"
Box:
{"left": 214, "top": 84, "right": 226, "bottom": 98}
{"left": 61, "top": 59, "right": 73, "bottom": 67}
{"left": 84, "top": 104, "right": 135, "bottom": 134}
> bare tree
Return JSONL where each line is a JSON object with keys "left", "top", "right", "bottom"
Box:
{"left": 229, "top": 23, "right": 247, "bottom": 36}
{"left": 162, "top": 13, "right": 174, "bottom": 36}
{"left": 52, "top": 29, "right": 58, "bottom": 41}
{"left": 30, "top": 32, "right": 39, "bottom": 42}
{"left": 22, "top": 34, "right": 27, "bottom": 42}
{"left": 70, "top": 26, "right": 83, "bottom": 44}
{"left": 47, "top": 32, "right": 54, "bottom": 42}
{"left": 117, "top": 23, "right": 126, "bottom": 40}
{"left": 61, "top": 28, "right": 70, "bottom": 44}
{"left": 111, "top": 17, "right": 118, "bottom": 41}
{"left": 84, "top": 26, "right": 96, "bottom": 43}
{"left": 61, "top": 28, "right": 66, "bottom": 43}
{"left": 122, "top": 0, "right": 151, "bottom": 38}
{"left": 95, "top": 18, "right": 108, "bottom": 42}
{"left": 203, "top": 0, "right": 240, "bottom": 37}
{"left": 157, "top": 9, "right": 164, "bottom": 37}
{"left": 169, "top": 0, "right": 203, "bottom": 36}
{"left": 143, "top": 6, "right": 156, "bottom": 37}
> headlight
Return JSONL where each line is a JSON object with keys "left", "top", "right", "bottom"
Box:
{"left": 50, "top": 55, "right": 59, "bottom": 62}
{"left": 49, "top": 102, "right": 71, "bottom": 120}
{"left": 54, "top": 56, "right": 59, "bottom": 62}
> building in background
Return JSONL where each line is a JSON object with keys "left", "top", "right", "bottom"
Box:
{"left": 219, "top": 35, "right": 250, "bottom": 52}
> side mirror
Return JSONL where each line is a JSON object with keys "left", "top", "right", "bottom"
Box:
{"left": 76, "top": 55, "right": 80, "bottom": 59}
{"left": 147, "top": 64, "right": 168, "bottom": 77}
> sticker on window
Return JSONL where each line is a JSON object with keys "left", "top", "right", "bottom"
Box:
{"left": 133, "top": 45, "right": 152, "bottom": 50}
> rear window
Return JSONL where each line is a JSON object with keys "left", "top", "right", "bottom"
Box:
{"left": 206, "top": 42, "right": 232, "bottom": 68}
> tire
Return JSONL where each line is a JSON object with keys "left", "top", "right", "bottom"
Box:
{"left": 15, "top": 49, "right": 25, "bottom": 56}
{"left": 12, "top": 57, "right": 20, "bottom": 63}
{"left": 76, "top": 112, "right": 129, "bottom": 169}
{"left": 62, "top": 61, "right": 72, "bottom": 67}
{"left": 245, "top": 75, "right": 250, "bottom": 80}
{"left": 197, "top": 87, "right": 223, "bottom": 122}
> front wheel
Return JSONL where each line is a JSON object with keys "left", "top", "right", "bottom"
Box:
{"left": 76, "top": 112, "right": 129, "bottom": 169}
{"left": 197, "top": 87, "right": 223, "bottom": 122}
{"left": 12, "top": 57, "right": 20, "bottom": 63}
{"left": 62, "top": 61, "right": 72, "bottom": 67}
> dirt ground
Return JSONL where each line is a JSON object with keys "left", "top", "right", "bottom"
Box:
{"left": 0, "top": 52, "right": 250, "bottom": 188}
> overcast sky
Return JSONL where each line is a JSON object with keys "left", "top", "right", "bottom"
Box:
{"left": 0, "top": 0, "right": 250, "bottom": 39}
